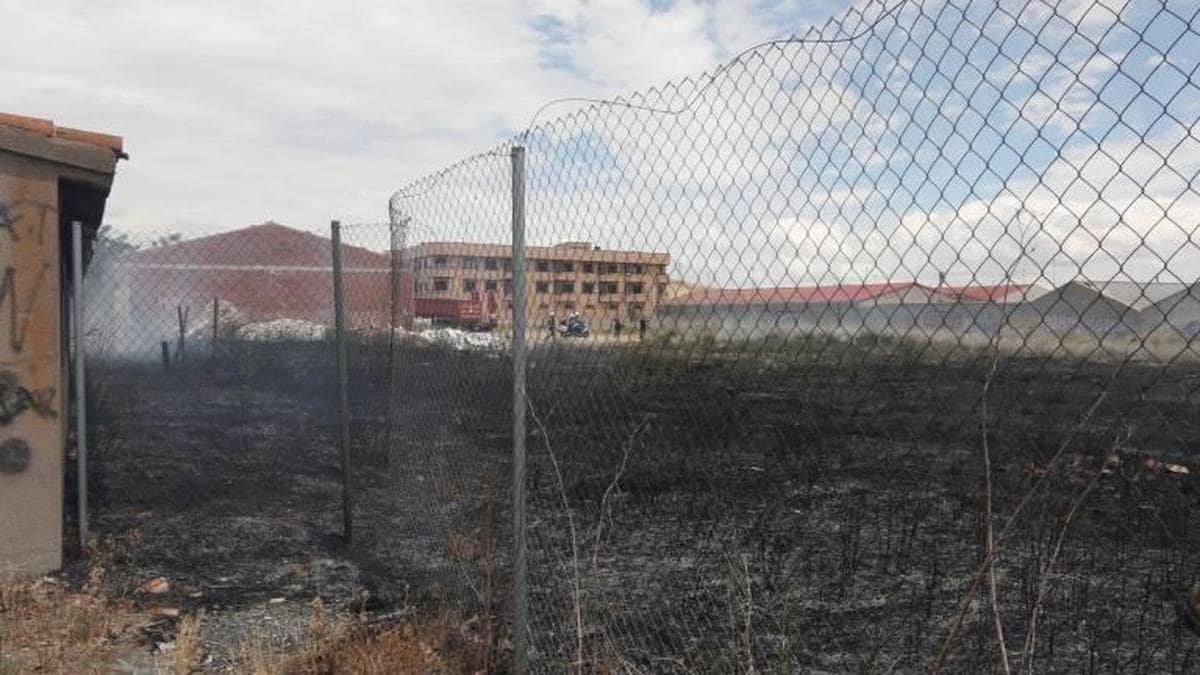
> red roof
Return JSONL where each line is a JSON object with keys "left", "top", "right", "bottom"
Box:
{"left": 665, "top": 282, "right": 920, "bottom": 306}
{"left": 127, "top": 222, "right": 388, "bottom": 269}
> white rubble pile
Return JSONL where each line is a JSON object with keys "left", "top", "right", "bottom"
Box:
{"left": 418, "top": 327, "right": 504, "bottom": 351}
{"left": 237, "top": 318, "right": 328, "bottom": 342}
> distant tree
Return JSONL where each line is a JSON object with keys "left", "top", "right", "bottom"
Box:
{"left": 149, "top": 232, "right": 182, "bottom": 248}
{"left": 94, "top": 224, "right": 139, "bottom": 257}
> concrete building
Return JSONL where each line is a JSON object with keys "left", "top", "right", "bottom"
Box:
{"left": 406, "top": 241, "right": 669, "bottom": 328}
{"left": 0, "top": 112, "right": 123, "bottom": 579}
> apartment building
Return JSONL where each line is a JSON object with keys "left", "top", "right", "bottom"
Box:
{"left": 408, "top": 241, "right": 669, "bottom": 328}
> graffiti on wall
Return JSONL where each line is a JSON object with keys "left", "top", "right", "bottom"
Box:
{"left": 0, "top": 197, "right": 60, "bottom": 475}
{"left": 0, "top": 201, "right": 15, "bottom": 240}
{"left": 0, "top": 369, "right": 56, "bottom": 426}
{"left": 1, "top": 198, "right": 55, "bottom": 353}
{"left": 0, "top": 438, "right": 31, "bottom": 475}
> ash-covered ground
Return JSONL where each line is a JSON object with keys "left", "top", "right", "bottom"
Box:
{"left": 87, "top": 336, "right": 1200, "bottom": 672}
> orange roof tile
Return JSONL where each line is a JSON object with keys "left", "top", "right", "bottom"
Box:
{"left": 0, "top": 112, "right": 124, "bottom": 156}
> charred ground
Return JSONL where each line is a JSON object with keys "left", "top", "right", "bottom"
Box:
{"left": 86, "top": 336, "right": 1200, "bottom": 672}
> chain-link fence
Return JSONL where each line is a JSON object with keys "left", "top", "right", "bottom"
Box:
{"left": 82, "top": 0, "right": 1200, "bottom": 671}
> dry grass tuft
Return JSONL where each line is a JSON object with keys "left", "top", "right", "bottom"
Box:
{"left": 238, "top": 610, "right": 491, "bottom": 675}
{"left": 171, "top": 611, "right": 203, "bottom": 674}
{"left": 0, "top": 577, "right": 147, "bottom": 674}
{"left": 446, "top": 532, "right": 478, "bottom": 563}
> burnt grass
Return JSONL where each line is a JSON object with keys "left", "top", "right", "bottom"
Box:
{"left": 87, "top": 335, "right": 1200, "bottom": 672}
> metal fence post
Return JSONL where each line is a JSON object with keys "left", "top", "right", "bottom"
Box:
{"left": 385, "top": 217, "right": 408, "bottom": 467}
{"left": 212, "top": 296, "right": 219, "bottom": 359}
{"left": 331, "top": 220, "right": 353, "bottom": 542}
{"left": 71, "top": 221, "right": 88, "bottom": 551}
{"left": 510, "top": 145, "right": 529, "bottom": 674}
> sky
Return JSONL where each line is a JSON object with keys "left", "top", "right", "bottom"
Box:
{"left": 5, "top": 0, "right": 1199, "bottom": 288}
{"left": 0, "top": 0, "right": 849, "bottom": 236}
{"left": 392, "top": 0, "right": 1200, "bottom": 287}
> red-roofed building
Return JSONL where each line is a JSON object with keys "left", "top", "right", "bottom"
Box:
{"left": 663, "top": 282, "right": 930, "bottom": 308}
{"left": 92, "top": 222, "right": 411, "bottom": 355}
{"left": 657, "top": 281, "right": 1064, "bottom": 339}
{"left": 659, "top": 281, "right": 941, "bottom": 339}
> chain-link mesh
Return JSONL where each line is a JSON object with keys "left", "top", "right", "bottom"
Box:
{"left": 82, "top": 0, "right": 1200, "bottom": 671}
{"left": 390, "top": 0, "right": 1200, "bottom": 670}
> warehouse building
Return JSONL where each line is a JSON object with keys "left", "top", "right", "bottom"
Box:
{"left": 659, "top": 279, "right": 1196, "bottom": 342}
{"left": 658, "top": 282, "right": 939, "bottom": 339}
{"left": 90, "top": 222, "right": 406, "bottom": 356}
{"left": 1017, "top": 280, "right": 1186, "bottom": 336}
{"left": 1140, "top": 283, "right": 1200, "bottom": 335}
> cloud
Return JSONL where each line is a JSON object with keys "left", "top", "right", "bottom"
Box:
{"left": 0, "top": 0, "right": 842, "bottom": 236}
{"left": 10, "top": 0, "right": 1193, "bottom": 292}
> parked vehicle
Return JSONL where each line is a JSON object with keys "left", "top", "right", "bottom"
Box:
{"left": 557, "top": 313, "right": 590, "bottom": 338}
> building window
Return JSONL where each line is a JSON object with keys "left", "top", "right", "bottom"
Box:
{"left": 463, "top": 279, "right": 477, "bottom": 292}
{"left": 600, "top": 281, "right": 619, "bottom": 295}
{"left": 504, "top": 278, "right": 513, "bottom": 295}
{"left": 433, "top": 278, "right": 450, "bottom": 292}
{"left": 434, "top": 256, "right": 450, "bottom": 268}
{"left": 583, "top": 262, "right": 596, "bottom": 274}
{"left": 626, "top": 282, "right": 645, "bottom": 295}
{"left": 554, "top": 281, "right": 574, "bottom": 294}
{"left": 484, "top": 257, "right": 499, "bottom": 271}
{"left": 553, "top": 260, "right": 574, "bottom": 273}
{"left": 582, "top": 282, "right": 595, "bottom": 294}
{"left": 535, "top": 281, "right": 550, "bottom": 293}
{"left": 602, "top": 263, "right": 620, "bottom": 274}
{"left": 535, "top": 260, "right": 550, "bottom": 273}
{"left": 463, "top": 256, "right": 479, "bottom": 269}
{"left": 485, "top": 280, "right": 498, "bottom": 291}
{"left": 503, "top": 258, "right": 512, "bottom": 271}
{"left": 624, "top": 263, "right": 643, "bottom": 275}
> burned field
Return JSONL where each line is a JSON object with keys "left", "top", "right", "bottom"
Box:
{"left": 87, "top": 337, "right": 1200, "bottom": 672}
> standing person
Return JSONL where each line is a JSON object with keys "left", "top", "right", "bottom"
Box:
{"left": 613, "top": 317, "right": 623, "bottom": 339}
{"left": 638, "top": 317, "right": 647, "bottom": 341}
{"left": 548, "top": 313, "right": 556, "bottom": 339}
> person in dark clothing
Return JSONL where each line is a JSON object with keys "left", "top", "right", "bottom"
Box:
{"left": 549, "top": 314, "right": 556, "bottom": 339}
{"left": 613, "top": 318, "right": 623, "bottom": 338}
{"left": 638, "top": 317, "right": 647, "bottom": 341}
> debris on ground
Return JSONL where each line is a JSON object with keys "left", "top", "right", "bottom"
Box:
{"left": 237, "top": 319, "right": 328, "bottom": 342}
{"left": 137, "top": 576, "right": 171, "bottom": 595}
{"left": 1142, "top": 456, "right": 1191, "bottom": 475}
{"left": 418, "top": 327, "right": 504, "bottom": 351}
